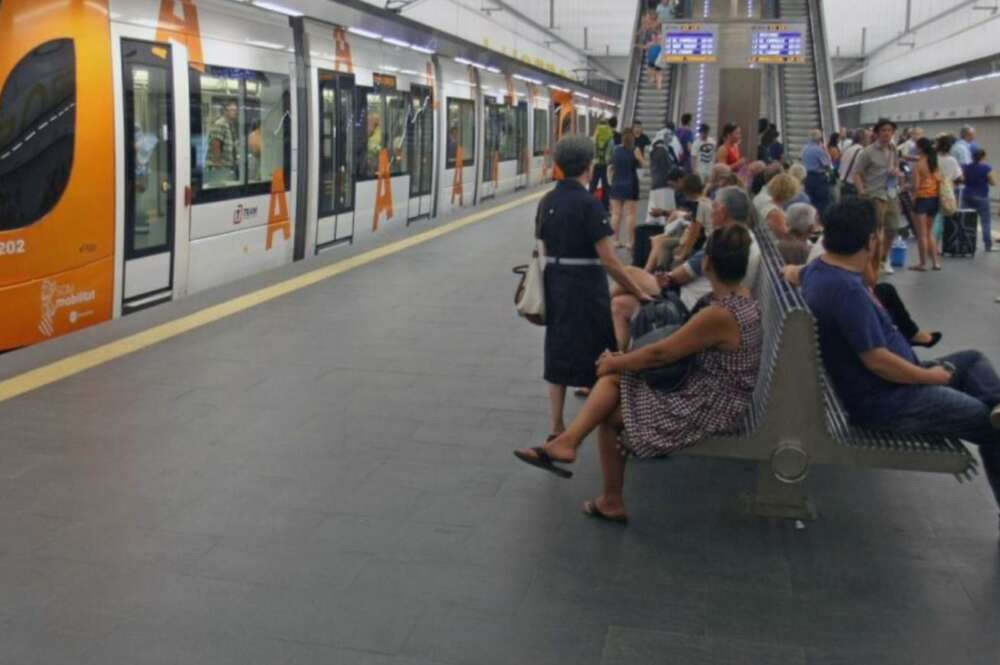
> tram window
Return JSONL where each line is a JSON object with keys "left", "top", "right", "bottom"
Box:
{"left": 577, "top": 114, "right": 586, "bottom": 136}
{"left": 532, "top": 109, "right": 547, "bottom": 156}
{"left": 516, "top": 101, "right": 528, "bottom": 157}
{"left": 483, "top": 99, "right": 500, "bottom": 179}
{"left": 446, "top": 98, "right": 474, "bottom": 168}
{"left": 408, "top": 86, "right": 434, "bottom": 197}
{"left": 318, "top": 70, "right": 355, "bottom": 216}
{"left": 190, "top": 65, "right": 290, "bottom": 203}
{"left": 0, "top": 39, "right": 75, "bottom": 231}
{"left": 356, "top": 86, "right": 409, "bottom": 180}
{"left": 499, "top": 104, "right": 518, "bottom": 162}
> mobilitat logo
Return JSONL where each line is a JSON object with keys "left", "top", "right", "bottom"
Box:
{"left": 232, "top": 204, "right": 259, "bottom": 225}
{"left": 38, "top": 280, "right": 96, "bottom": 337}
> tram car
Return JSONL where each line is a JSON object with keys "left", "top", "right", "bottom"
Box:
{"left": 0, "top": 0, "right": 615, "bottom": 351}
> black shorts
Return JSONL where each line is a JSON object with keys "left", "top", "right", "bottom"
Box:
{"left": 914, "top": 197, "right": 940, "bottom": 217}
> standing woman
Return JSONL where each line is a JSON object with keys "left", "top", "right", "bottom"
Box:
{"left": 911, "top": 137, "right": 942, "bottom": 271}
{"left": 933, "top": 134, "right": 963, "bottom": 254}
{"left": 963, "top": 148, "right": 997, "bottom": 252}
{"left": 609, "top": 128, "right": 647, "bottom": 250}
{"left": 538, "top": 136, "right": 650, "bottom": 439}
{"left": 827, "top": 132, "right": 842, "bottom": 171}
{"left": 716, "top": 123, "right": 746, "bottom": 175}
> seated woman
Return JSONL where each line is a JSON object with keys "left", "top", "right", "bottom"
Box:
{"left": 514, "top": 226, "right": 762, "bottom": 523}
{"left": 642, "top": 174, "right": 711, "bottom": 272}
{"left": 755, "top": 173, "right": 799, "bottom": 238}
{"left": 777, "top": 203, "right": 818, "bottom": 266}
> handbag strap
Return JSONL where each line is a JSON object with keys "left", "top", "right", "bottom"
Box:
{"left": 842, "top": 146, "right": 861, "bottom": 182}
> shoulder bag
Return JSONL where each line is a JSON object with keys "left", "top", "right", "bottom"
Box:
{"left": 513, "top": 242, "right": 545, "bottom": 326}
{"left": 629, "top": 292, "right": 697, "bottom": 391}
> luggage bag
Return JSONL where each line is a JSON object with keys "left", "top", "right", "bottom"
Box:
{"left": 942, "top": 209, "right": 978, "bottom": 257}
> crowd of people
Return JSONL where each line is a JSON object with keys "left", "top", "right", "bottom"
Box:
{"left": 515, "top": 112, "right": 1000, "bottom": 526}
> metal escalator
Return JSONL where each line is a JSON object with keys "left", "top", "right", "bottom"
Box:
{"left": 632, "top": 67, "right": 673, "bottom": 198}
{"left": 776, "top": 0, "right": 838, "bottom": 160}
{"left": 621, "top": 0, "right": 691, "bottom": 199}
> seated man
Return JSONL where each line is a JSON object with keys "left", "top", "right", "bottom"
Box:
{"left": 643, "top": 173, "right": 709, "bottom": 272}
{"left": 800, "top": 198, "right": 1000, "bottom": 516}
{"left": 611, "top": 187, "right": 761, "bottom": 349}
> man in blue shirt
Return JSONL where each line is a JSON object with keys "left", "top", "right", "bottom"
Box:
{"left": 676, "top": 113, "right": 695, "bottom": 171}
{"left": 800, "top": 128, "right": 832, "bottom": 217}
{"left": 801, "top": 198, "right": 1000, "bottom": 516}
{"left": 951, "top": 125, "right": 975, "bottom": 166}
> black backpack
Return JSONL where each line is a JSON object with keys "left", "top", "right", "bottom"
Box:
{"left": 629, "top": 292, "right": 697, "bottom": 391}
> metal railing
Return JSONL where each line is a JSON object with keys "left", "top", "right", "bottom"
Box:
{"left": 806, "top": 0, "right": 839, "bottom": 137}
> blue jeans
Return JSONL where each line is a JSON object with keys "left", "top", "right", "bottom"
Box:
{"left": 964, "top": 193, "right": 993, "bottom": 250}
{"left": 873, "top": 351, "right": 1000, "bottom": 506}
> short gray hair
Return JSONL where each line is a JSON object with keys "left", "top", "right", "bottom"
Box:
{"left": 961, "top": 124, "right": 975, "bottom": 138}
{"left": 717, "top": 186, "right": 750, "bottom": 224}
{"left": 809, "top": 128, "right": 823, "bottom": 143}
{"left": 554, "top": 135, "right": 595, "bottom": 178}
{"left": 786, "top": 203, "right": 817, "bottom": 237}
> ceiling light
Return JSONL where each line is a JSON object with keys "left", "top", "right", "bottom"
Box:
{"left": 410, "top": 45, "right": 435, "bottom": 55}
{"left": 400, "top": 69, "right": 422, "bottom": 76}
{"left": 251, "top": 1, "right": 303, "bottom": 16}
{"left": 573, "top": 92, "right": 590, "bottom": 99}
{"left": 245, "top": 39, "right": 286, "bottom": 50}
{"left": 383, "top": 37, "right": 411, "bottom": 48}
{"left": 348, "top": 26, "right": 383, "bottom": 40}
{"left": 513, "top": 74, "right": 542, "bottom": 85}
{"left": 380, "top": 65, "right": 400, "bottom": 72}
{"left": 547, "top": 84, "right": 569, "bottom": 92}
{"left": 485, "top": 66, "right": 501, "bottom": 74}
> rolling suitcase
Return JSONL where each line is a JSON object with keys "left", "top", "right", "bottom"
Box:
{"left": 942, "top": 209, "right": 978, "bottom": 257}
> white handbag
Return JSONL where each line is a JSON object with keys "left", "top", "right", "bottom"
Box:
{"left": 513, "top": 242, "right": 545, "bottom": 326}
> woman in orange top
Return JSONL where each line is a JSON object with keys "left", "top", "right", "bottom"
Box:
{"left": 911, "top": 137, "right": 942, "bottom": 271}
{"left": 716, "top": 123, "right": 746, "bottom": 173}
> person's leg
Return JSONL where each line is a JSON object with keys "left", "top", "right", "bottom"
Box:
{"left": 547, "top": 383, "right": 567, "bottom": 436}
{"left": 592, "top": 407, "right": 628, "bottom": 517}
{"left": 624, "top": 200, "right": 637, "bottom": 249}
{"left": 528, "top": 374, "right": 622, "bottom": 463}
{"left": 972, "top": 195, "right": 993, "bottom": 251}
{"left": 888, "top": 384, "right": 1000, "bottom": 509}
{"left": 912, "top": 212, "right": 928, "bottom": 268}
{"left": 938, "top": 350, "right": 1000, "bottom": 407}
{"left": 612, "top": 294, "right": 641, "bottom": 351}
{"left": 873, "top": 283, "right": 920, "bottom": 340}
{"left": 610, "top": 198, "right": 622, "bottom": 243}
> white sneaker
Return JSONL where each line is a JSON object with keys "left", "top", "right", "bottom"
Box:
{"left": 882, "top": 260, "right": 894, "bottom": 275}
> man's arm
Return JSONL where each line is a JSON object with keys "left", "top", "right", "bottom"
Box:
{"left": 860, "top": 348, "right": 952, "bottom": 385}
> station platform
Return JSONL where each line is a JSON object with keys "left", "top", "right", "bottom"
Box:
{"left": 1, "top": 186, "right": 999, "bottom": 664}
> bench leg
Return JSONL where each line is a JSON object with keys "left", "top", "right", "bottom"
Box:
{"left": 740, "top": 462, "right": 818, "bottom": 521}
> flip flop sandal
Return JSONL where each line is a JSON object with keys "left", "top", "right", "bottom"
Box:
{"left": 513, "top": 446, "right": 573, "bottom": 479}
{"left": 582, "top": 500, "right": 628, "bottom": 524}
{"left": 908, "top": 265, "right": 927, "bottom": 272}
{"left": 574, "top": 387, "right": 591, "bottom": 398}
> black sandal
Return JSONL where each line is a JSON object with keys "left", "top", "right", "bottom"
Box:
{"left": 513, "top": 446, "right": 573, "bottom": 479}
{"left": 911, "top": 331, "right": 942, "bottom": 348}
{"left": 582, "top": 500, "right": 628, "bottom": 524}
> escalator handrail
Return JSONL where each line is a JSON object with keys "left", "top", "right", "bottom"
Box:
{"left": 620, "top": 0, "right": 647, "bottom": 127}
{"left": 806, "top": 0, "right": 839, "bottom": 139}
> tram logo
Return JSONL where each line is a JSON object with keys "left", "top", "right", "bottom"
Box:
{"left": 232, "top": 204, "right": 258, "bottom": 225}
{"left": 153, "top": 0, "right": 205, "bottom": 71}
{"left": 38, "top": 279, "right": 96, "bottom": 337}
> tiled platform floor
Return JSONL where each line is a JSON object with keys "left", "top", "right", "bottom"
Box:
{"left": 1, "top": 188, "right": 999, "bottom": 664}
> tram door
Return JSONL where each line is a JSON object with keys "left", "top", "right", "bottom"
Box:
{"left": 120, "top": 39, "right": 177, "bottom": 313}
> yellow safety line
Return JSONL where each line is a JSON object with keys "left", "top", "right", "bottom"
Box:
{"left": 0, "top": 190, "right": 548, "bottom": 404}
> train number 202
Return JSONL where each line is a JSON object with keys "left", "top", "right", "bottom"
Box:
{"left": 0, "top": 240, "right": 27, "bottom": 255}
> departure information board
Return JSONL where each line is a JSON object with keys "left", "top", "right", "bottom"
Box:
{"left": 750, "top": 23, "right": 807, "bottom": 64}
{"left": 662, "top": 23, "right": 718, "bottom": 63}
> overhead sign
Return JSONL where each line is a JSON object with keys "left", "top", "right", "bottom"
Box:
{"left": 750, "top": 23, "right": 807, "bottom": 64}
{"left": 662, "top": 23, "right": 718, "bottom": 63}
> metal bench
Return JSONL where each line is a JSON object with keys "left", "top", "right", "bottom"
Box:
{"left": 675, "top": 228, "right": 978, "bottom": 520}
